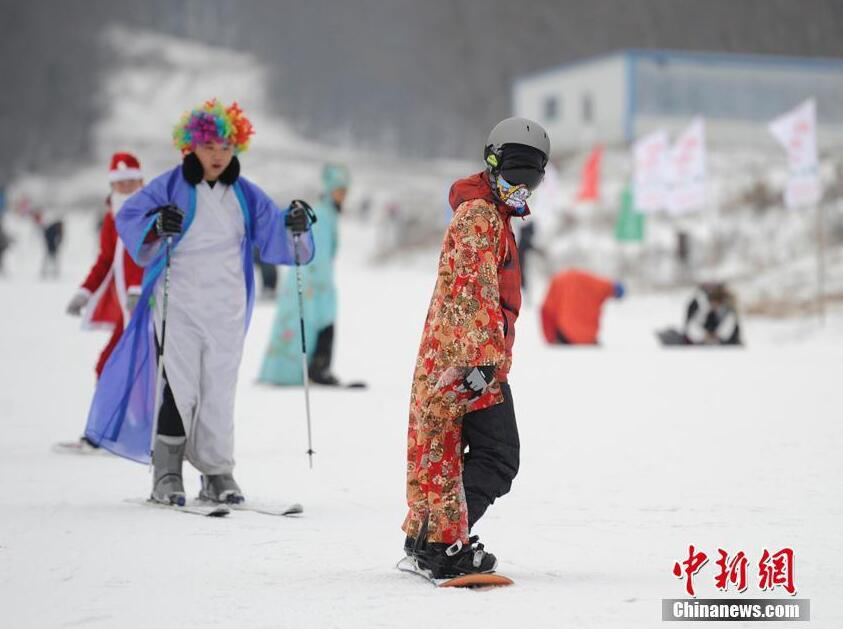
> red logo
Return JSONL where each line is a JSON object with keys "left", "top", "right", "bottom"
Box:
{"left": 674, "top": 546, "right": 797, "bottom": 597}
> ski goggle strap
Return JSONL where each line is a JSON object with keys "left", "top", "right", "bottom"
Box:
{"left": 495, "top": 174, "right": 532, "bottom": 208}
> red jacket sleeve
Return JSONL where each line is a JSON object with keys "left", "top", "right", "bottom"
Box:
{"left": 80, "top": 209, "right": 117, "bottom": 294}
{"left": 123, "top": 250, "right": 145, "bottom": 292}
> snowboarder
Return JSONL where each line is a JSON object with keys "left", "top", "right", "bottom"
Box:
{"left": 540, "top": 269, "right": 625, "bottom": 345}
{"left": 84, "top": 99, "right": 315, "bottom": 506}
{"left": 657, "top": 282, "right": 742, "bottom": 346}
{"left": 402, "top": 117, "right": 549, "bottom": 578}
{"left": 57, "top": 153, "right": 146, "bottom": 453}
{"left": 259, "top": 163, "right": 351, "bottom": 386}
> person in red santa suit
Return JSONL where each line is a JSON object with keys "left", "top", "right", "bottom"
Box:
{"left": 55, "top": 152, "right": 145, "bottom": 454}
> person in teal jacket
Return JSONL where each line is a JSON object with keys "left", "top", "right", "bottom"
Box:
{"left": 259, "top": 163, "right": 349, "bottom": 385}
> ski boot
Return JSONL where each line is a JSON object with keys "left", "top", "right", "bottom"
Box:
{"left": 414, "top": 536, "right": 498, "bottom": 579}
{"left": 151, "top": 435, "right": 186, "bottom": 506}
{"left": 199, "top": 473, "right": 244, "bottom": 504}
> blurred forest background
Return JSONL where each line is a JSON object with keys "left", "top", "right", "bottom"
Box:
{"left": 3, "top": 0, "right": 843, "bottom": 181}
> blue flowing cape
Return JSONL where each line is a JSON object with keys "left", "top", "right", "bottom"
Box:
{"left": 84, "top": 166, "right": 314, "bottom": 463}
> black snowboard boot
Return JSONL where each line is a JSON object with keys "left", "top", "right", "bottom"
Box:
{"left": 404, "top": 536, "right": 417, "bottom": 557}
{"left": 308, "top": 325, "right": 340, "bottom": 385}
{"left": 414, "top": 536, "right": 498, "bottom": 579}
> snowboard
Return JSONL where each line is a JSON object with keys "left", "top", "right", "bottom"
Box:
{"left": 656, "top": 328, "right": 690, "bottom": 346}
{"left": 396, "top": 556, "right": 514, "bottom": 589}
{"left": 313, "top": 380, "right": 367, "bottom": 390}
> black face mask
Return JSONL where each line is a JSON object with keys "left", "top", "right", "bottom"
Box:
{"left": 182, "top": 153, "right": 240, "bottom": 186}
{"left": 497, "top": 144, "right": 546, "bottom": 190}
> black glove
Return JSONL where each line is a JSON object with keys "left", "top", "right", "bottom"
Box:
{"left": 154, "top": 204, "right": 184, "bottom": 237}
{"left": 285, "top": 199, "right": 316, "bottom": 236}
{"left": 457, "top": 365, "right": 496, "bottom": 399}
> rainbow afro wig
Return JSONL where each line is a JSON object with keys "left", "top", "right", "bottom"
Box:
{"left": 172, "top": 99, "right": 255, "bottom": 154}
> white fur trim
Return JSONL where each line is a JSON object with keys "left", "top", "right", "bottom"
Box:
{"left": 108, "top": 168, "right": 143, "bottom": 183}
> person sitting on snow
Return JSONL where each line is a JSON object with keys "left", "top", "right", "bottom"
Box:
{"left": 657, "top": 282, "right": 742, "bottom": 346}
{"left": 84, "top": 99, "right": 315, "bottom": 506}
{"left": 540, "top": 268, "right": 625, "bottom": 345}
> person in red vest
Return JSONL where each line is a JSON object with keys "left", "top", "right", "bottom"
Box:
{"left": 541, "top": 269, "right": 624, "bottom": 345}
{"left": 55, "top": 152, "right": 145, "bottom": 453}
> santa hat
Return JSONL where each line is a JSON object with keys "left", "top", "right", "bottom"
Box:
{"left": 108, "top": 152, "right": 143, "bottom": 182}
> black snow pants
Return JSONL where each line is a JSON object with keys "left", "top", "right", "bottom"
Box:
{"left": 462, "top": 382, "right": 520, "bottom": 531}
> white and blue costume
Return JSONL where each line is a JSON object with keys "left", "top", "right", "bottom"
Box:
{"left": 84, "top": 164, "right": 314, "bottom": 473}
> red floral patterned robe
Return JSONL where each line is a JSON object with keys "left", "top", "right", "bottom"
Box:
{"left": 402, "top": 172, "right": 524, "bottom": 545}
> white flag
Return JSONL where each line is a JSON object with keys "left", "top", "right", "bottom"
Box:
{"left": 769, "top": 99, "right": 821, "bottom": 209}
{"left": 633, "top": 129, "right": 669, "bottom": 213}
{"left": 666, "top": 117, "right": 707, "bottom": 215}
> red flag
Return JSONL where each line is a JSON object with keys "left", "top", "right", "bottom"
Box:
{"left": 576, "top": 145, "right": 603, "bottom": 202}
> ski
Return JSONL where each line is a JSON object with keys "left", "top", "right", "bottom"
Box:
{"left": 396, "top": 556, "right": 514, "bottom": 589}
{"left": 52, "top": 440, "right": 111, "bottom": 456}
{"left": 225, "top": 501, "right": 303, "bottom": 517}
{"left": 126, "top": 498, "right": 230, "bottom": 517}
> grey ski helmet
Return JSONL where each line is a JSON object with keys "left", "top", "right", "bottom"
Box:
{"left": 484, "top": 117, "right": 550, "bottom": 171}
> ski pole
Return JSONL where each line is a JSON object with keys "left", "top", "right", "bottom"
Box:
{"left": 292, "top": 232, "right": 316, "bottom": 468}
{"left": 149, "top": 236, "right": 173, "bottom": 471}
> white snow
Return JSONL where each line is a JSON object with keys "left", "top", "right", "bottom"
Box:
{"left": 2, "top": 25, "right": 842, "bottom": 629}
{"left": 1, "top": 211, "right": 841, "bottom": 629}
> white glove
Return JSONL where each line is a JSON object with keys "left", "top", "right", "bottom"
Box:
{"left": 126, "top": 289, "right": 141, "bottom": 312}
{"left": 66, "top": 290, "right": 90, "bottom": 316}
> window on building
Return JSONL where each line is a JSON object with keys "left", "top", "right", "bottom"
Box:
{"left": 543, "top": 95, "right": 561, "bottom": 122}
{"left": 582, "top": 92, "right": 594, "bottom": 123}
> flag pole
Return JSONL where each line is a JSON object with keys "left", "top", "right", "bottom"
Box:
{"left": 816, "top": 202, "right": 826, "bottom": 325}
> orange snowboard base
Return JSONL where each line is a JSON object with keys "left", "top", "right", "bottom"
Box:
{"left": 438, "top": 573, "right": 514, "bottom": 589}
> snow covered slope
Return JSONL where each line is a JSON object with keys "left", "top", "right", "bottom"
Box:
{"left": 10, "top": 26, "right": 470, "bottom": 252}
{"left": 1, "top": 212, "right": 841, "bottom": 628}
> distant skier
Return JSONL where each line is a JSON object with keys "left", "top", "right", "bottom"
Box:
{"left": 402, "top": 117, "right": 549, "bottom": 578}
{"left": 0, "top": 184, "right": 9, "bottom": 273}
{"left": 29, "top": 204, "right": 64, "bottom": 278}
{"left": 540, "top": 269, "right": 624, "bottom": 345}
{"left": 84, "top": 99, "right": 315, "bottom": 506}
{"left": 657, "top": 282, "right": 742, "bottom": 346}
{"left": 259, "top": 163, "right": 353, "bottom": 386}
{"left": 57, "top": 153, "right": 146, "bottom": 454}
